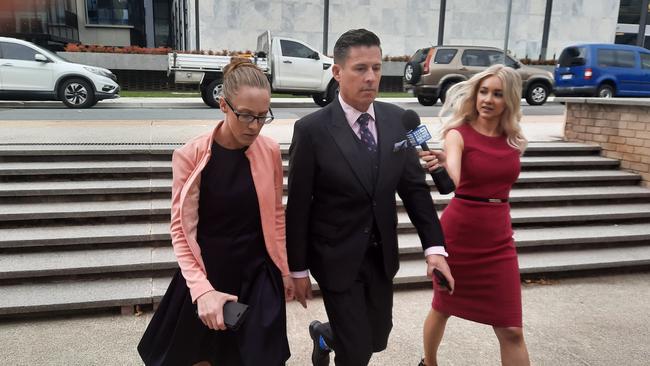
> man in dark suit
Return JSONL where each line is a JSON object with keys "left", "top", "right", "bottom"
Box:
{"left": 286, "top": 29, "right": 453, "bottom": 366}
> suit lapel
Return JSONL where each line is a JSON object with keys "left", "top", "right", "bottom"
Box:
{"left": 325, "top": 99, "right": 374, "bottom": 197}
{"left": 375, "top": 102, "right": 400, "bottom": 191}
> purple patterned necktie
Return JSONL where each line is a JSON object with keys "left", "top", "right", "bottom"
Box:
{"left": 357, "top": 113, "right": 377, "bottom": 154}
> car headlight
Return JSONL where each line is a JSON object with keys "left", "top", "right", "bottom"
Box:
{"left": 84, "top": 66, "right": 115, "bottom": 80}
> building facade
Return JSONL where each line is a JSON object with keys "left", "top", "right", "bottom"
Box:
{"left": 0, "top": 0, "right": 171, "bottom": 50}
{"left": 173, "top": 0, "right": 650, "bottom": 61}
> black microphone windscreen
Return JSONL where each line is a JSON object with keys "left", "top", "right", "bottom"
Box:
{"left": 401, "top": 109, "right": 421, "bottom": 131}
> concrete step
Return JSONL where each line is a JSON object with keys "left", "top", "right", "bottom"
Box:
{"left": 4, "top": 197, "right": 650, "bottom": 225}
{"left": 0, "top": 160, "right": 171, "bottom": 176}
{"left": 280, "top": 170, "right": 641, "bottom": 190}
{"left": 0, "top": 247, "right": 176, "bottom": 280}
{"left": 278, "top": 142, "right": 601, "bottom": 156}
{"left": 3, "top": 176, "right": 648, "bottom": 202}
{"left": 0, "top": 222, "right": 169, "bottom": 249}
{"left": 0, "top": 144, "right": 179, "bottom": 156}
{"left": 280, "top": 156, "right": 620, "bottom": 171}
{"left": 396, "top": 223, "right": 650, "bottom": 254}
{"left": 0, "top": 178, "right": 172, "bottom": 197}
{"left": 0, "top": 155, "right": 617, "bottom": 178}
{"left": 5, "top": 223, "right": 650, "bottom": 281}
{"left": 394, "top": 203, "right": 650, "bottom": 229}
{"left": 2, "top": 244, "right": 648, "bottom": 316}
{"left": 0, "top": 199, "right": 169, "bottom": 221}
{"left": 393, "top": 245, "right": 650, "bottom": 285}
{"left": 0, "top": 141, "right": 598, "bottom": 158}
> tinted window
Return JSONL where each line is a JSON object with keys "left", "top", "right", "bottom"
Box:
{"left": 433, "top": 49, "right": 457, "bottom": 64}
{"left": 280, "top": 40, "right": 315, "bottom": 58}
{"left": 412, "top": 48, "right": 430, "bottom": 63}
{"left": 616, "top": 50, "right": 636, "bottom": 67}
{"left": 461, "top": 50, "right": 491, "bottom": 67}
{"left": 597, "top": 49, "right": 636, "bottom": 68}
{"left": 559, "top": 47, "right": 586, "bottom": 67}
{"left": 641, "top": 53, "right": 650, "bottom": 69}
{"left": 0, "top": 42, "right": 38, "bottom": 61}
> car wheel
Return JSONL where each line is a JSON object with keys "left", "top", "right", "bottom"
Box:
{"left": 60, "top": 78, "right": 95, "bottom": 108}
{"left": 597, "top": 84, "right": 614, "bottom": 98}
{"left": 439, "top": 81, "right": 458, "bottom": 104}
{"left": 525, "top": 83, "right": 549, "bottom": 105}
{"left": 312, "top": 80, "right": 339, "bottom": 107}
{"left": 417, "top": 95, "right": 437, "bottom": 106}
{"left": 404, "top": 61, "right": 422, "bottom": 85}
{"left": 203, "top": 79, "right": 222, "bottom": 108}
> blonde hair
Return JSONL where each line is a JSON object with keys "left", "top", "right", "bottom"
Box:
{"left": 221, "top": 58, "right": 271, "bottom": 99}
{"left": 439, "top": 64, "right": 527, "bottom": 153}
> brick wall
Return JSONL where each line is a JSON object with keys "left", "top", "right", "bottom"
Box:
{"left": 564, "top": 101, "right": 650, "bottom": 187}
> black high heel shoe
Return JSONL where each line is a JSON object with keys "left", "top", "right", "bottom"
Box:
{"left": 418, "top": 359, "right": 427, "bottom": 366}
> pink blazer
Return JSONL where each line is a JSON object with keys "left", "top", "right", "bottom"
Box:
{"left": 170, "top": 121, "right": 289, "bottom": 302}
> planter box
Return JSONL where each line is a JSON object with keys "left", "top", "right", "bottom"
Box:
{"left": 57, "top": 52, "right": 168, "bottom": 71}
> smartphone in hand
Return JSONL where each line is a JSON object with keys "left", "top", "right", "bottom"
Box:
{"left": 433, "top": 269, "right": 452, "bottom": 292}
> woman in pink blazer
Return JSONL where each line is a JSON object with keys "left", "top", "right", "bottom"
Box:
{"left": 138, "top": 60, "right": 294, "bottom": 366}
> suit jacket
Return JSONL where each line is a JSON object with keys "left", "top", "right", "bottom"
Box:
{"left": 286, "top": 98, "right": 445, "bottom": 292}
{"left": 170, "top": 121, "right": 289, "bottom": 302}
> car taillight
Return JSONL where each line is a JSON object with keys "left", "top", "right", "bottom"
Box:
{"left": 584, "top": 68, "right": 592, "bottom": 80}
{"left": 423, "top": 49, "right": 434, "bottom": 74}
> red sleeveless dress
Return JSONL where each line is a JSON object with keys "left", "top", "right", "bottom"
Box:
{"left": 433, "top": 123, "right": 523, "bottom": 327}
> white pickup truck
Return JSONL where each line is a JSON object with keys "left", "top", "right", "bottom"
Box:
{"left": 168, "top": 31, "right": 337, "bottom": 107}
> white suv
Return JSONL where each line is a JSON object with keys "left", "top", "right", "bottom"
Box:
{"left": 0, "top": 37, "right": 120, "bottom": 108}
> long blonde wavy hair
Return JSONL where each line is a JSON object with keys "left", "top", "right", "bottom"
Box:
{"left": 439, "top": 64, "right": 527, "bottom": 153}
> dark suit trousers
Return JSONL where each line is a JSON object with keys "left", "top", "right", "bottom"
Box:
{"left": 320, "top": 245, "right": 393, "bottom": 366}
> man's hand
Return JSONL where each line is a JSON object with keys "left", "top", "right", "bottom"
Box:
{"left": 418, "top": 150, "right": 447, "bottom": 172}
{"left": 426, "top": 254, "right": 455, "bottom": 295}
{"left": 293, "top": 276, "right": 313, "bottom": 308}
{"left": 196, "top": 290, "right": 238, "bottom": 330}
{"left": 283, "top": 275, "right": 295, "bottom": 302}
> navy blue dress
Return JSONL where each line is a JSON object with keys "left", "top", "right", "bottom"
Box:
{"left": 138, "top": 142, "right": 290, "bottom": 366}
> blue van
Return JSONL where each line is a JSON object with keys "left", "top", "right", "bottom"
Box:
{"left": 554, "top": 43, "right": 650, "bottom": 98}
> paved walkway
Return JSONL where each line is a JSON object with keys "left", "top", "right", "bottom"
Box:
{"left": 0, "top": 272, "right": 648, "bottom": 365}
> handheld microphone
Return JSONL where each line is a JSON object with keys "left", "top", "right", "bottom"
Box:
{"left": 401, "top": 110, "right": 456, "bottom": 195}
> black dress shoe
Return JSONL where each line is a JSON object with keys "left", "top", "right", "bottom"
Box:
{"left": 309, "top": 320, "right": 330, "bottom": 366}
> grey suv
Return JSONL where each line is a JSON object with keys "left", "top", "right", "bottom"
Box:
{"left": 403, "top": 46, "right": 554, "bottom": 106}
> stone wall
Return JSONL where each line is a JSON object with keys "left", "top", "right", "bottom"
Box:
{"left": 186, "top": 0, "right": 619, "bottom": 59}
{"left": 563, "top": 98, "right": 650, "bottom": 187}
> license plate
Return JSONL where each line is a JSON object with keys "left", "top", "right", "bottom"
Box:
{"left": 561, "top": 74, "right": 573, "bottom": 80}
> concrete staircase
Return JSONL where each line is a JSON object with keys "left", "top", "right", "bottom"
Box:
{"left": 1, "top": 142, "right": 650, "bottom": 317}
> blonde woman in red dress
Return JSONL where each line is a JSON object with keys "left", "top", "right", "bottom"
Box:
{"left": 419, "top": 64, "right": 531, "bottom": 366}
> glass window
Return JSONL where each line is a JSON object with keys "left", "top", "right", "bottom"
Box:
{"left": 559, "top": 47, "right": 586, "bottom": 67}
{"left": 280, "top": 40, "right": 315, "bottom": 58}
{"left": 616, "top": 50, "right": 636, "bottom": 67}
{"left": 86, "top": 0, "right": 130, "bottom": 26}
{"left": 618, "top": 0, "right": 642, "bottom": 24}
{"left": 433, "top": 49, "right": 456, "bottom": 64}
{"left": 597, "top": 49, "right": 617, "bottom": 67}
{"left": 597, "top": 49, "right": 636, "bottom": 68}
{"left": 615, "top": 33, "right": 638, "bottom": 46}
{"left": 0, "top": 42, "right": 38, "bottom": 61}
{"left": 461, "top": 50, "right": 491, "bottom": 67}
{"left": 413, "top": 48, "right": 430, "bottom": 63}
{"left": 640, "top": 53, "right": 650, "bottom": 69}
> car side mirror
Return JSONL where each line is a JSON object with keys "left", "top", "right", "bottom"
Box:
{"left": 34, "top": 54, "right": 49, "bottom": 62}
{"left": 513, "top": 62, "right": 521, "bottom": 69}
{"left": 310, "top": 51, "right": 320, "bottom": 60}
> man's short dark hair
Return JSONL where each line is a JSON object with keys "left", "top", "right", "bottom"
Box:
{"left": 333, "top": 29, "right": 382, "bottom": 65}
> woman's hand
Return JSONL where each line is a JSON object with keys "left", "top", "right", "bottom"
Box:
{"left": 283, "top": 275, "right": 295, "bottom": 302}
{"left": 418, "top": 150, "right": 447, "bottom": 172}
{"left": 196, "top": 290, "right": 238, "bottom": 330}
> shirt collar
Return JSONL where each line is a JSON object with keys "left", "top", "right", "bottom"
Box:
{"left": 338, "top": 93, "right": 375, "bottom": 126}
